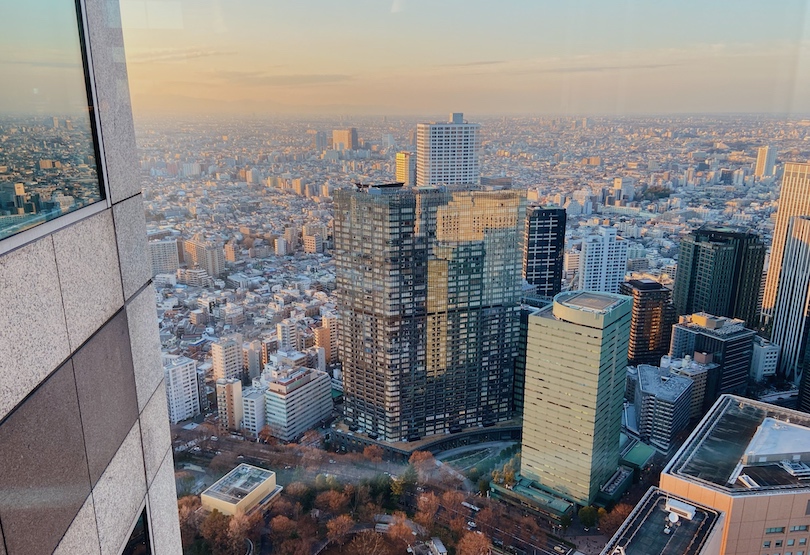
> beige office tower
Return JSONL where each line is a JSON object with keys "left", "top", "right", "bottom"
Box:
{"left": 659, "top": 395, "right": 810, "bottom": 555}
{"left": 396, "top": 151, "right": 416, "bottom": 186}
{"left": 521, "top": 291, "right": 631, "bottom": 506}
{"left": 762, "top": 163, "right": 810, "bottom": 327}
{"left": 216, "top": 378, "right": 243, "bottom": 431}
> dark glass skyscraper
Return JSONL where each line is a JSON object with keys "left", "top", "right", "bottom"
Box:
{"left": 619, "top": 279, "right": 677, "bottom": 365}
{"left": 334, "top": 184, "right": 525, "bottom": 441}
{"left": 523, "top": 206, "right": 566, "bottom": 298}
{"left": 672, "top": 225, "right": 765, "bottom": 327}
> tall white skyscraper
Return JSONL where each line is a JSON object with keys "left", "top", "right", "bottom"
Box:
{"left": 754, "top": 145, "right": 777, "bottom": 177}
{"left": 521, "top": 291, "right": 631, "bottom": 505}
{"left": 578, "top": 227, "right": 628, "bottom": 293}
{"left": 416, "top": 112, "right": 480, "bottom": 186}
{"left": 163, "top": 355, "right": 201, "bottom": 424}
{"left": 763, "top": 163, "right": 810, "bottom": 325}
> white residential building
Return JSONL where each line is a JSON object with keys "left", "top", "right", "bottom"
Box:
{"left": 264, "top": 367, "right": 332, "bottom": 441}
{"left": 163, "top": 355, "right": 200, "bottom": 424}
{"left": 242, "top": 387, "right": 266, "bottom": 438}
{"left": 212, "top": 338, "right": 242, "bottom": 381}
{"left": 416, "top": 113, "right": 480, "bottom": 186}
{"left": 578, "top": 227, "right": 628, "bottom": 293}
{"left": 276, "top": 319, "right": 300, "bottom": 352}
{"left": 750, "top": 336, "right": 780, "bottom": 382}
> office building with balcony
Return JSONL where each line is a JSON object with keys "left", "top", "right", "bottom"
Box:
{"left": 416, "top": 113, "right": 480, "bottom": 186}
{"left": 619, "top": 279, "right": 677, "bottom": 365}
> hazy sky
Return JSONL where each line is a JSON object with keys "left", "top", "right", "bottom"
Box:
{"left": 121, "top": 0, "right": 810, "bottom": 116}
{"left": 0, "top": 0, "right": 91, "bottom": 115}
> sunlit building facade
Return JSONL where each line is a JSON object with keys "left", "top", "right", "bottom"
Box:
{"left": 521, "top": 291, "right": 632, "bottom": 506}
{"left": 763, "top": 163, "right": 810, "bottom": 327}
{"left": 416, "top": 113, "right": 480, "bottom": 186}
{"left": 334, "top": 184, "right": 525, "bottom": 441}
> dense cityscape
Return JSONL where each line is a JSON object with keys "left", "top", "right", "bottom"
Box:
{"left": 3, "top": 2, "right": 810, "bottom": 555}
{"left": 132, "top": 111, "right": 810, "bottom": 554}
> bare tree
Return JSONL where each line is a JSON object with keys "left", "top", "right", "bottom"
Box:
{"left": 456, "top": 531, "right": 493, "bottom": 555}
{"left": 326, "top": 514, "right": 354, "bottom": 546}
{"left": 347, "top": 531, "right": 393, "bottom": 555}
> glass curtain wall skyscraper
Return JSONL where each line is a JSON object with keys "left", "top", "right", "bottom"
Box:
{"left": 672, "top": 225, "right": 765, "bottom": 328}
{"left": 334, "top": 184, "right": 525, "bottom": 441}
{"left": 523, "top": 206, "right": 566, "bottom": 298}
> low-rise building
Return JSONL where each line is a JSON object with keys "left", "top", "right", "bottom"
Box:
{"left": 201, "top": 464, "right": 282, "bottom": 516}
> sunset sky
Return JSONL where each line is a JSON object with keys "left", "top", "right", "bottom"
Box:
{"left": 120, "top": 0, "right": 810, "bottom": 116}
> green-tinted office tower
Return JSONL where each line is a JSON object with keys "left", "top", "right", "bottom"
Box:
{"left": 672, "top": 225, "right": 765, "bottom": 327}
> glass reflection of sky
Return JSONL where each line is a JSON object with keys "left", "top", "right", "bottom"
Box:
{"left": 0, "top": 0, "right": 89, "bottom": 115}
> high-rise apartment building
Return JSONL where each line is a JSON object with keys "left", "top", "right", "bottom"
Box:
{"left": 241, "top": 387, "right": 266, "bottom": 438}
{"left": 395, "top": 151, "right": 417, "bottom": 187}
{"left": 670, "top": 313, "right": 755, "bottom": 400}
{"left": 523, "top": 206, "right": 566, "bottom": 298}
{"left": 771, "top": 215, "right": 810, "bottom": 385}
{"left": 672, "top": 225, "right": 765, "bottom": 327}
{"left": 183, "top": 235, "right": 225, "bottom": 278}
{"left": 216, "top": 378, "right": 243, "bottom": 432}
{"left": 332, "top": 127, "right": 358, "bottom": 151}
{"left": 754, "top": 145, "right": 777, "bottom": 177}
{"left": 662, "top": 355, "right": 716, "bottom": 420}
{"left": 277, "top": 319, "right": 300, "bottom": 352}
{"left": 334, "top": 184, "right": 525, "bottom": 441}
{"left": 619, "top": 278, "right": 677, "bottom": 365}
{"left": 521, "top": 291, "right": 631, "bottom": 506}
{"left": 149, "top": 238, "right": 180, "bottom": 276}
{"left": 164, "top": 354, "right": 201, "bottom": 424}
{"left": 416, "top": 113, "right": 480, "bottom": 186}
{"left": 763, "top": 163, "right": 810, "bottom": 325}
{"left": 632, "top": 364, "right": 693, "bottom": 452}
{"left": 659, "top": 395, "right": 810, "bottom": 555}
{"left": 314, "top": 314, "right": 339, "bottom": 364}
{"left": 0, "top": 0, "right": 182, "bottom": 552}
{"left": 212, "top": 337, "right": 242, "bottom": 381}
{"left": 577, "top": 226, "right": 628, "bottom": 293}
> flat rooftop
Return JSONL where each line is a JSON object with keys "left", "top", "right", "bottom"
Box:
{"left": 556, "top": 291, "right": 625, "bottom": 313}
{"left": 665, "top": 395, "right": 810, "bottom": 493}
{"left": 636, "top": 365, "right": 693, "bottom": 403}
{"left": 601, "top": 487, "right": 721, "bottom": 555}
{"left": 201, "top": 464, "right": 275, "bottom": 505}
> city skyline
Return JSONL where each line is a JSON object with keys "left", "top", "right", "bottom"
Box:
{"left": 120, "top": 0, "right": 810, "bottom": 116}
